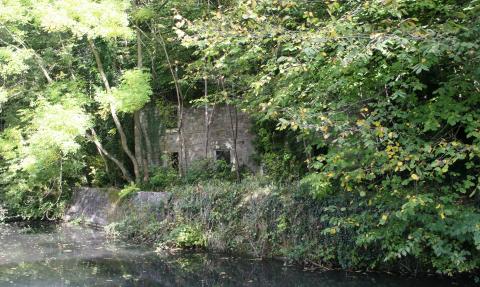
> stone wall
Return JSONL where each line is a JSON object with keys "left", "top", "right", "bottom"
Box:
{"left": 161, "top": 105, "right": 257, "bottom": 172}
{"left": 64, "top": 187, "right": 169, "bottom": 227}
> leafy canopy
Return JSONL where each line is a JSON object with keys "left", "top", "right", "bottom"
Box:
{"left": 34, "top": 0, "right": 133, "bottom": 39}
{"left": 96, "top": 69, "right": 153, "bottom": 113}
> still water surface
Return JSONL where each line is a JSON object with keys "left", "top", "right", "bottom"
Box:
{"left": 0, "top": 223, "right": 473, "bottom": 286}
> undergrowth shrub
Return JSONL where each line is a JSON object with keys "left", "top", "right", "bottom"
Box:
{"left": 183, "top": 159, "right": 236, "bottom": 184}
{"left": 167, "top": 224, "right": 206, "bottom": 249}
{"left": 147, "top": 166, "right": 179, "bottom": 190}
{"left": 104, "top": 202, "right": 166, "bottom": 245}
{"left": 260, "top": 152, "right": 304, "bottom": 182}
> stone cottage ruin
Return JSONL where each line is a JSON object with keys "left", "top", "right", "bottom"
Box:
{"left": 160, "top": 105, "right": 257, "bottom": 172}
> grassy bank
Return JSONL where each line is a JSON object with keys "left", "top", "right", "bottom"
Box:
{"left": 105, "top": 177, "right": 480, "bottom": 276}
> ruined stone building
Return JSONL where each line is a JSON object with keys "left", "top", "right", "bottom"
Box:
{"left": 160, "top": 105, "right": 257, "bottom": 172}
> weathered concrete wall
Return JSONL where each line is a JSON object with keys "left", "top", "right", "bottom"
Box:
{"left": 65, "top": 187, "right": 169, "bottom": 227}
{"left": 161, "top": 105, "right": 257, "bottom": 171}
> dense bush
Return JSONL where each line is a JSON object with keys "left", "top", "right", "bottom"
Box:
{"left": 183, "top": 159, "right": 237, "bottom": 184}
{"left": 166, "top": 224, "right": 206, "bottom": 249}
{"left": 144, "top": 166, "right": 180, "bottom": 191}
{"left": 104, "top": 202, "right": 166, "bottom": 245}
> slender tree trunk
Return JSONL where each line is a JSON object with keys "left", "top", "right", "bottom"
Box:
{"left": 88, "top": 38, "right": 140, "bottom": 182}
{"left": 204, "top": 77, "right": 209, "bottom": 157}
{"left": 89, "top": 128, "right": 133, "bottom": 182}
{"left": 134, "top": 27, "right": 150, "bottom": 182}
{"left": 140, "top": 24, "right": 187, "bottom": 171}
{"left": 221, "top": 79, "right": 240, "bottom": 180}
{"left": 228, "top": 105, "right": 241, "bottom": 181}
{"left": 154, "top": 29, "right": 186, "bottom": 175}
{"left": 94, "top": 140, "right": 110, "bottom": 174}
{"left": 134, "top": 112, "right": 146, "bottom": 179}
{"left": 175, "top": 64, "right": 188, "bottom": 174}
{"left": 36, "top": 55, "right": 53, "bottom": 84}
{"left": 204, "top": 104, "right": 216, "bottom": 158}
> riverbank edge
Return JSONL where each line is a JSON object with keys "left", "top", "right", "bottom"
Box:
{"left": 61, "top": 179, "right": 480, "bottom": 280}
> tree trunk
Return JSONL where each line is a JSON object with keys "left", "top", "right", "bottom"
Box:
{"left": 228, "top": 105, "right": 241, "bottom": 181}
{"left": 134, "top": 27, "right": 150, "bottom": 182}
{"left": 88, "top": 38, "right": 140, "bottom": 182}
{"left": 144, "top": 23, "right": 187, "bottom": 174}
{"left": 221, "top": 78, "right": 240, "bottom": 181}
{"left": 175, "top": 64, "right": 187, "bottom": 174}
{"left": 88, "top": 128, "right": 133, "bottom": 182}
{"left": 134, "top": 112, "right": 146, "bottom": 180}
{"left": 204, "top": 77, "right": 209, "bottom": 157}
{"left": 156, "top": 31, "right": 186, "bottom": 175}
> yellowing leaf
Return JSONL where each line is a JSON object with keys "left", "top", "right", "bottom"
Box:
{"left": 379, "top": 214, "right": 389, "bottom": 225}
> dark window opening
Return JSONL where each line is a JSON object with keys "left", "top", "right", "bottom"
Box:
{"left": 215, "top": 150, "right": 231, "bottom": 164}
{"left": 169, "top": 152, "right": 179, "bottom": 170}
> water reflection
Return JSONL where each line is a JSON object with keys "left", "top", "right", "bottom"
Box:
{"left": 0, "top": 224, "right": 472, "bottom": 287}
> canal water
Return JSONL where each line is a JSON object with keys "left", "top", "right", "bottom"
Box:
{"left": 0, "top": 223, "right": 474, "bottom": 286}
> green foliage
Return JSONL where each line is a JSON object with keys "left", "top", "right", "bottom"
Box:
{"left": 155, "top": 99, "right": 178, "bottom": 129}
{"left": 102, "top": 202, "right": 166, "bottom": 244}
{"left": 23, "top": 102, "right": 91, "bottom": 171}
{"left": 184, "top": 159, "right": 236, "bottom": 184}
{"left": 0, "top": 98, "right": 90, "bottom": 219}
{"left": 0, "top": 0, "right": 30, "bottom": 24}
{"left": 111, "top": 69, "right": 153, "bottom": 113}
{"left": 251, "top": 121, "right": 309, "bottom": 182}
{"left": 0, "top": 0, "right": 136, "bottom": 219}
{"left": 167, "top": 224, "right": 206, "bottom": 249}
{"left": 147, "top": 166, "right": 179, "bottom": 190}
{"left": 102, "top": 174, "right": 480, "bottom": 274}
{"left": 96, "top": 69, "right": 153, "bottom": 114}
{"left": 0, "top": 0, "right": 223, "bottom": 219}
{"left": 86, "top": 155, "right": 113, "bottom": 187}
{"left": 118, "top": 183, "right": 140, "bottom": 199}
{"left": 300, "top": 173, "right": 332, "bottom": 200}
{"left": 260, "top": 152, "right": 303, "bottom": 182}
{"left": 132, "top": 7, "right": 155, "bottom": 23}
{"left": 34, "top": 0, "right": 133, "bottom": 39}
{"left": 0, "top": 47, "right": 33, "bottom": 77}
